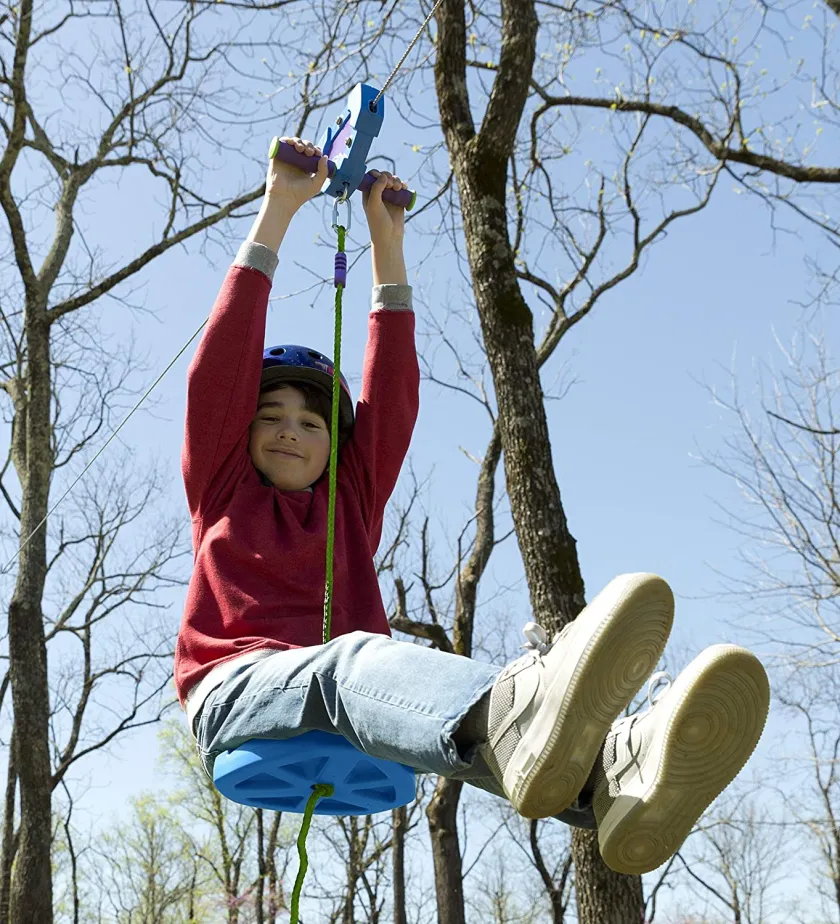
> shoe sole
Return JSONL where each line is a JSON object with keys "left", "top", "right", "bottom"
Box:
{"left": 507, "top": 573, "right": 674, "bottom": 819}
{"left": 598, "top": 644, "right": 770, "bottom": 875}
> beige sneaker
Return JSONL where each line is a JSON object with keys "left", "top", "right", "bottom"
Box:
{"left": 593, "top": 644, "right": 770, "bottom": 875}
{"left": 479, "top": 573, "right": 674, "bottom": 819}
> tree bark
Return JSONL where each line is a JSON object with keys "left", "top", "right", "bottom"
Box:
{"left": 392, "top": 806, "right": 407, "bottom": 924}
{"left": 0, "top": 730, "right": 17, "bottom": 924}
{"left": 343, "top": 815, "right": 359, "bottom": 924}
{"left": 256, "top": 810, "right": 266, "bottom": 924}
{"left": 572, "top": 829, "right": 645, "bottom": 924}
{"left": 1, "top": 4, "right": 56, "bottom": 917}
{"left": 433, "top": 0, "right": 646, "bottom": 920}
{"left": 266, "top": 813, "right": 282, "bottom": 923}
{"left": 426, "top": 778, "right": 465, "bottom": 924}
{"left": 7, "top": 311, "right": 54, "bottom": 923}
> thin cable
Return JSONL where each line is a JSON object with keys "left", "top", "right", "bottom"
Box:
{"left": 2, "top": 317, "right": 208, "bottom": 575}
{"left": 371, "top": 0, "right": 447, "bottom": 109}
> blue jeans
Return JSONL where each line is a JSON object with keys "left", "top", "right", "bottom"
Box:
{"left": 193, "top": 630, "right": 596, "bottom": 829}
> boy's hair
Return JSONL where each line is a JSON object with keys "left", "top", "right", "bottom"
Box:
{"left": 258, "top": 379, "right": 350, "bottom": 448}
{"left": 260, "top": 379, "right": 331, "bottom": 424}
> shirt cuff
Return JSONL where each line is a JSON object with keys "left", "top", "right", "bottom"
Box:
{"left": 372, "top": 284, "right": 413, "bottom": 312}
{"left": 231, "top": 246, "right": 411, "bottom": 308}
{"left": 234, "top": 241, "right": 279, "bottom": 283}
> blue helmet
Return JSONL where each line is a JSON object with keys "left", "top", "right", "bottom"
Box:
{"left": 261, "top": 344, "right": 354, "bottom": 433}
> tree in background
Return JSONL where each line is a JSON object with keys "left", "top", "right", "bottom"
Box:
{"left": 0, "top": 3, "right": 348, "bottom": 919}
{"left": 701, "top": 304, "right": 840, "bottom": 921}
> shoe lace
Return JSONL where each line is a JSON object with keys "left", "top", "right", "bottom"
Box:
{"left": 520, "top": 621, "right": 569, "bottom": 656}
{"left": 641, "top": 670, "right": 672, "bottom": 716}
{"left": 608, "top": 671, "right": 674, "bottom": 790}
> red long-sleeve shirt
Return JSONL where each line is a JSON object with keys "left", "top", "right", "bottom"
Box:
{"left": 174, "top": 242, "right": 419, "bottom": 714}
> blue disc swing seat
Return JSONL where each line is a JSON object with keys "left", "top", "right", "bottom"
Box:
{"left": 213, "top": 732, "right": 416, "bottom": 816}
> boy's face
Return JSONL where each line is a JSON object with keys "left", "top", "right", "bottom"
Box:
{"left": 249, "top": 385, "right": 330, "bottom": 491}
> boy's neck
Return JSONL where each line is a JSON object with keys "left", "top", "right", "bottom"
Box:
{"left": 256, "top": 469, "right": 314, "bottom": 493}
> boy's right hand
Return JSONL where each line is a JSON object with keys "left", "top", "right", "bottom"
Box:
{"left": 265, "top": 136, "right": 329, "bottom": 212}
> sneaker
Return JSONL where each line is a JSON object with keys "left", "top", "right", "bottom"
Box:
{"left": 479, "top": 573, "right": 674, "bottom": 819}
{"left": 593, "top": 644, "right": 770, "bottom": 875}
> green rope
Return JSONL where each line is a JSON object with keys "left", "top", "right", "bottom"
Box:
{"left": 323, "top": 223, "right": 345, "bottom": 644}
{"left": 289, "top": 783, "right": 334, "bottom": 921}
{"left": 288, "top": 223, "right": 346, "bottom": 924}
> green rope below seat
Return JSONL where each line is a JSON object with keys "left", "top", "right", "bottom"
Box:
{"left": 288, "top": 222, "right": 346, "bottom": 923}
{"left": 289, "top": 783, "right": 335, "bottom": 921}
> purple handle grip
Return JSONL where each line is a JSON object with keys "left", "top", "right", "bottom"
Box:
{"left": 357, "top": 173, "right": 415, "bottom": 209}
{"left": 270, "top": 139, "right": 415, "bottom": 210}
{"left": 271, "top": 140, "right": 336, "bottom": 177}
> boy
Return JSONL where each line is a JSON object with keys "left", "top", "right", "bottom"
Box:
{"left": 175, "top": 136, "right": 770, "bottom": 874}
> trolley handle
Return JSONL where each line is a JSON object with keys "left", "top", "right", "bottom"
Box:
{"left": 270, "top": 139, "right": 416, "bottom": 210}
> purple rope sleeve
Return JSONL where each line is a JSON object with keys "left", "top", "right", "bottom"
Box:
{"left": 334, "top": 251, "right": 347, "bottom": 288}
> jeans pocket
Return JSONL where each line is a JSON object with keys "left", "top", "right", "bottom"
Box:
{"left": 194, "top": 707, "right": 216, "bottom": 779}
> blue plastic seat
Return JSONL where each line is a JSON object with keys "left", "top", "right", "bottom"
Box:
{"left": 213, "top": 731, "right": 416, "bottom": 815}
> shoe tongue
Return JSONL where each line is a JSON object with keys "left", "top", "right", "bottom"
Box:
{"left": 602, "top": 733, "right": 618, "bottom": 775}
{"left": 590, "top": 734, "right": 619, "bottom": 823}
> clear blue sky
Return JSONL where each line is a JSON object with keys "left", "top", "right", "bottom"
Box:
{"left": 6, "top": 2, "right": 838, "bottom": 916}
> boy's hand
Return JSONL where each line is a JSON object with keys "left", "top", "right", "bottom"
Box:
{"left": 362, "top": 170, "right": 408, "bottom": 249}
{"left": 265, "top": 136, "right": 329, "bottom": 213}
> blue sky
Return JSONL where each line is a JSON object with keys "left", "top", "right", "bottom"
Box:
{"left": 6, "top": 1, "right": 840, "bottom": 917}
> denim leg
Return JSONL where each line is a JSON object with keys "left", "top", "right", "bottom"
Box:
{"left": 195, "top": 631, "right": 499, "bottom": 779}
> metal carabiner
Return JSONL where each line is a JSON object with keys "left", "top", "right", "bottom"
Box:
{"left": 332, "top": 186, "right": 352, "bottom": 232}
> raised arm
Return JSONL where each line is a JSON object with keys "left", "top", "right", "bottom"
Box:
{"left": 182, "top": 138, "right": 329, "bottom": 515}
{"left": 341, "top": 170, "right": 419, "bottom": 546}
{"left": 344, "top": 287, "right": 419, "bottom": 547}
{"left": 181, "top": 244, "right": 275, "bottom": 515}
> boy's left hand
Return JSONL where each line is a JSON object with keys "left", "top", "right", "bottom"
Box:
{"left": 362, "top": 170, "right": 408, "bottom": 249}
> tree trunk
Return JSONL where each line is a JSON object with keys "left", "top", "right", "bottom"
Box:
{"left": 572, "top": 830, "right": 644, "bottom": 924}
{"left": 255, "top": 810, "right": 266, "bottom": 924}
{"left": 188, "top": 862, "right": 198, "bottom": 923}
{"left": 343, "top": 816, "right": 358, "bottom": 924}
{"left": 62, "top": 808, "right": 80, "bottom": 924}
{"left": 7, "top": 309, "right": 54, "bottom": 922}
{"left": 432, "top": 0, "right": 646, "bottom": 920}
{"left": 0, "top": 730, "right": 18, "bottom": 924}
{"left": 392, "top": 806, "right": 407, "bottom": 924}
{"left": 426, "top": 778, "right": 465, "bottom": 924}
{"left": 266, "top": 813, "right": 282, "bottom": 923}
